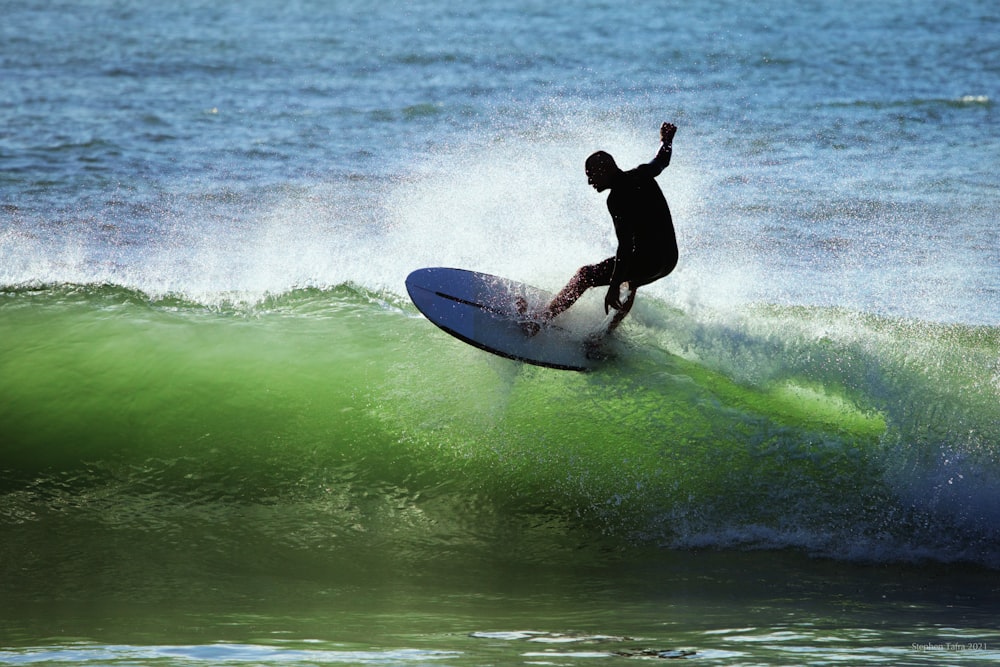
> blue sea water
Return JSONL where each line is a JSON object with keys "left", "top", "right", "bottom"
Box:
{"left": 2, "top": 0, "right": 999, "bottom": 665}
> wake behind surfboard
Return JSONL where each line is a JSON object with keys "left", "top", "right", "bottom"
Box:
{"left": 405, "top": 267, "right": 600, "bottom": 371}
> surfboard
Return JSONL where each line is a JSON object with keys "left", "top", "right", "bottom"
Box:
{"left": 405, "top": 267, "right": 597, "bottom": 372}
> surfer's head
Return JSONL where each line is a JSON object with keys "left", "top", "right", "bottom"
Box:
{"left": 585, "top": 151, "right": 619, "bottom": 192}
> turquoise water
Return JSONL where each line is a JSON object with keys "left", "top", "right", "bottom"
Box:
{"left": 2, "top": 0, "right": 999, "bottom": 664}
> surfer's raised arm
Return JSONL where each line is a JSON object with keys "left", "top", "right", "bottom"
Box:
{"left": 643, "top": 122, "right": 677, "bottom": 178}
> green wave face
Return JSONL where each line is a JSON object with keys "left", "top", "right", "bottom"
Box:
{"left": 1, "top": 285, "right": 998, "bottom": 569}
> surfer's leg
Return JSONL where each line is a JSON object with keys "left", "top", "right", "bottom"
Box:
{"left": 543, "top": 258, "right": 615, "bottom": 322}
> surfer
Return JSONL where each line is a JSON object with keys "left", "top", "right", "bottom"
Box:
{"left": 531, "top": 122, "right": 679, "bottom": 337}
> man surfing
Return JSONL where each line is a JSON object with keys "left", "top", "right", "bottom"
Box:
{"left": 530, "top": 121, "right": 679, "bottom": 337}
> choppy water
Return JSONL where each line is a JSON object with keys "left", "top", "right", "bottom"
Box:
{"left": 2, "top": 0, "right": 999, "bottom": 665}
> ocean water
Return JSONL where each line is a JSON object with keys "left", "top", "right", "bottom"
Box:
{"left": 2, "top": 0, "right": 999, "bottom": 665}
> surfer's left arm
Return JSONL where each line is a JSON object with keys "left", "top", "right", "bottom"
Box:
{"left": 605, "top": 219, "right": 634, "bottom": 313}
{"left": 604, "top": 280, "right": 625, "bottom": 313}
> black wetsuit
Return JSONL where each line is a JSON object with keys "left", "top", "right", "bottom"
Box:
{"left": 587, "top": 142, "right": 678, "bottom": 288}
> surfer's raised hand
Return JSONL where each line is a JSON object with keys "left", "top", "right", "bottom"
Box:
{"left": 660, "top": 122, "right": 677, "bottom": 144}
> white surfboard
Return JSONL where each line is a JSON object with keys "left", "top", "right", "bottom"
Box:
{"left": 405, "top": 267, "right": 597, "bottom": 372}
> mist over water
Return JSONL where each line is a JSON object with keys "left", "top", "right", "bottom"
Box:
{"left": 5, "top": 107, "right": 995, "bottom": 326}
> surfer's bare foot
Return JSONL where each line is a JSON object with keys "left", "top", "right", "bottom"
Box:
{"left": 515, "top": 296, "right": 542, "bottom": 337}
{"left": 521, "top": 320, "right": 541, "bottom": 336}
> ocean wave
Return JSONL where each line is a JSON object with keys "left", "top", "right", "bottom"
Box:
{"left": 2, "top": 284, "right": 997, "bottom": 567}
